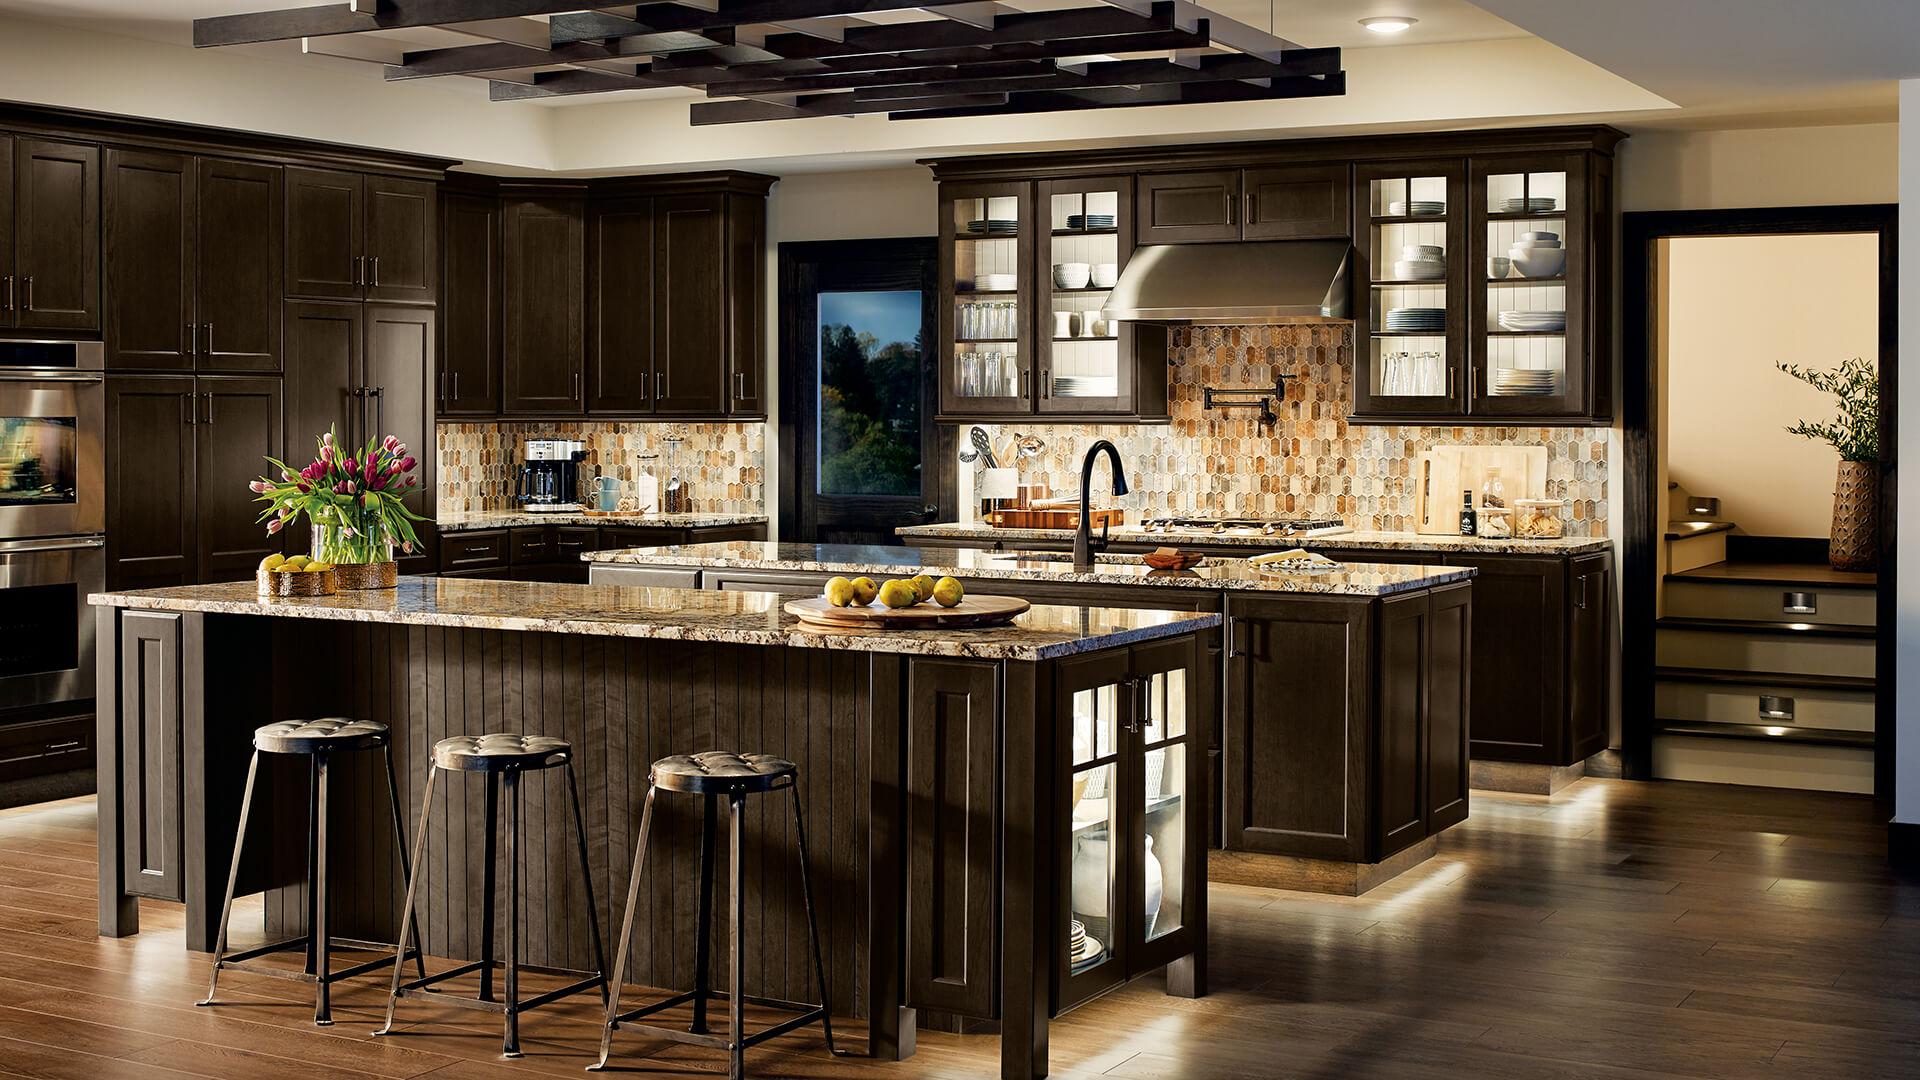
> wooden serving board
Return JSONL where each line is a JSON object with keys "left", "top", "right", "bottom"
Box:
{"left": 784, "top": 595, "right": 1031, "bottom": 629}
{"left": 988, "top": 507, "right": 1124, "bottom": 530}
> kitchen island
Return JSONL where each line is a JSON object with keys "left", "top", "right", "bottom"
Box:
{"left": 589, "top": 543, "right": 1478, "bottom": 894}
{"left": 91, "top": 576, "right": 1215, "bottom": 1080}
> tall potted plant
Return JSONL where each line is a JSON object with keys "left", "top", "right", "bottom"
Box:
{"left": 251, "top": 427, "right": 426, "bottom": 588}
{"left": 1776, "top": 356, "right": 1878, "bottom": 572}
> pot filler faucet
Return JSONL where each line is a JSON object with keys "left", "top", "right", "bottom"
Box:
{"left": 1073, "top": 439, "right": 1130, "bottom": 571}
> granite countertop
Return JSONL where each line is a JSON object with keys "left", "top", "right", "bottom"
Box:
{"left": 89, "top": 577, "right": 1217, "bottom": 662}
{"left": 586, "top": 542, "right": 1476, "bottom": 597}
{"left": 894, "top": 521, "right": 1613, "bottom": 556}
{"left": 438, "top": 509, "right": 768, "bottom": 532}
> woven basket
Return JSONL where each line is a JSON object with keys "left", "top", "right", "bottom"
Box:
{"left": 334, "top": 560, "right": 399, "bottom": 590}
{"left": 258, "top": 567, "right": 338, "bottom": 597}
{"left": 1829, "top": 461, "right": 1878, "bottom": 572}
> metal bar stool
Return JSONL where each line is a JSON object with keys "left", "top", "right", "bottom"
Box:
{"left": 592, "top": 751, "right": 852, "bottom": 1078}
{"left": 375, "top": 732, "right": 608, "bottom": 1058}
{"left": 198, "top": 717, "right": 424, "bottom": 1026}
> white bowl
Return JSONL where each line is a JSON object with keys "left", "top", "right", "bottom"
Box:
{"left": 1509, "top": 237, "right": 1562, "bottom": 250}
{"left": 1090, "top": 262, "right": 1119, "bottom": 288}
{"left": 1053, "top": 262, "right": 1092, "bottom": 289}
{"left": 1508, "top": 247, "right": 1566, "bottom": 278}
{"left": 1391, "top": 259, "right": 1446, "bottom": 281}
{"left": 1487, "top": 256, "right": 1512, "bottom": 279}
{"left": 1400, "top": 244, "right": 1443, "bottom": 259}
{"left": 1519, "top": 231, "right": 1560, "bottom": 242}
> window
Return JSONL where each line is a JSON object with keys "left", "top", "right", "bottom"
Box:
{"left": 816, "top": 290, "right": 925, "bottom": 497}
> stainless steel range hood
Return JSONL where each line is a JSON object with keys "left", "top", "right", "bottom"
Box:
{"left": 1100, "top": 240, "right": 1352, "bottom": 324}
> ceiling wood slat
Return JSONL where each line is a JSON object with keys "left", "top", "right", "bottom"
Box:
{"left": 851, "top": 47, "right": 1338, "bottom": 101}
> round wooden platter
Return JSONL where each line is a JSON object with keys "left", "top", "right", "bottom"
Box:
{"left": 784, "top": 594, "right": 1031, "bottom": 630}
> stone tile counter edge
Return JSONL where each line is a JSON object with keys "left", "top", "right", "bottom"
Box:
{"left": 896, "top": 522, "right": 1614, "bottom": 555}
{"left": 439, "top": 510, "right": 770, "bottom": 532}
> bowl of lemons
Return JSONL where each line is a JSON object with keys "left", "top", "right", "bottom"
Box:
{"left": 788, "top": 572, "right": 1029, "bottom": 629}
{"left": 257, "top": 553, "right": 338, "bottom": 597}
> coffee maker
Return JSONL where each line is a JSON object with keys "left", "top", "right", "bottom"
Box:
{"left": 515, "top": 439, "right": 588, "bottom": 510}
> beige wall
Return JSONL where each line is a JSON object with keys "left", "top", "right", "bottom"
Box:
{"left": 1659, "top": 232, "right": 1879, "bottom": 539}
{"left": 1619, "top": 123, "right": 1897, "bottom": 211}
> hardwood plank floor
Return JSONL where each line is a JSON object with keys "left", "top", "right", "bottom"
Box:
{"left": 1, "top": 780, "right": 1915, "bottom": 1079}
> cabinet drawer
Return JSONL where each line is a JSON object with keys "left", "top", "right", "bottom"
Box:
{"left": 439, "top": 529, "right": 510, "bottom": 573}
{"left": 600, "top": 525, "right": 691, "bottom": 550}
{"left": 555, "top": 526, "right": 598, "bottom": 563}
{"left": 0, "top": 714, "right": 95, "bottom": 783}
{"left": 509, "top": 526, "right": 556, "bottom": 565}
{"left": 589, "top": 564, "right": 702, "bottom": 589}
{"left": 1664, "top": 580, "right": 1875, "bottom": 627}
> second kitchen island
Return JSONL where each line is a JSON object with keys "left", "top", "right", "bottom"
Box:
{"left": 92, "top": 577, "right": 1217, "bottom": 1080}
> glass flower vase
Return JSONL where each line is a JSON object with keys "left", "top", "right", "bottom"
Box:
{"left": 311, "top": 512, "right": 398, "bottom": 589}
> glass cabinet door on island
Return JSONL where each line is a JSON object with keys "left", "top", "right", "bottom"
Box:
{"left": 940, "top": 181, "right": 1033, "bottom": 417}
{"left": 1352, "top": 159, "right": 1469, "bottom": 419}
{"left": 1056, "top": 637, "right": 1204, "bottom": 1012}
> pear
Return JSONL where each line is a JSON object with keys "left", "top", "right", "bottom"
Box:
{"left": 849, "top": 576, "right": 879, "bottom": 606}
{"left": 260, "top": 553, "right": 287, "bottom": 572}
{"left": 878, "top": 579, "right": 920, "bottom": 609}
{"left": 932, "top": 576, "right": 965, "bottom": 608}
{"left": 910, "top": 573, "right": 936, "bottom": 603}
{"left": 823, "top": 576, "right": 855, "bottom": 607}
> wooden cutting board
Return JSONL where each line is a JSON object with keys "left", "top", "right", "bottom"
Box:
{"left": 988, "top": 508, "right": 1124, "bottom": 530}
{"left": 1414, "top": 444, "right": 1548, "bottom": 534}
{"left": 785, "top": 595, "right": 1031, "bottom": 629}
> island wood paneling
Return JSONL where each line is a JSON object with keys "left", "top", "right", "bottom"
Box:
{"left": 241, "top": 619, "right": 876, "bottom": 1013}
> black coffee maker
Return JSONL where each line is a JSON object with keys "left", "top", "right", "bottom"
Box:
{"left": 515, "top": 439, "right": 588, "bottom": 509}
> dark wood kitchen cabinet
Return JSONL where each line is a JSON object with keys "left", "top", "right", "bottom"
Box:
{"left": 4, "top": 136, "right": 99, "bottom": 333}
{"left": 652, "top": 193, "right": 725, "bottom": 415}
{"left": 501, "top": 196, "right": 585, "bottom": 414}
{"left": 438, "top": 193, "right": 500, "bottom": 414}
{"left": 286, "top": 167, "right": 435, "bottom": 305}
{"left": 105, "top": 149, "right": 281, "bottom": 372}
{"left": 1134, "top": 165, "right": 1349, "bottom": 245}
{"left": 104, "top": 374, "right": 283, "bottom": 589}
{"left": 586, "top": 196, "right": 654, "bottom": 414}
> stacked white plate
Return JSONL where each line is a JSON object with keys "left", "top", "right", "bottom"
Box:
{"left": 1497, "top": 310, "right": 1566, "bottom": 332}
{"left": 1502, "top": 196, "right": 1558, "bottom": 213}
{"left": 1066, "top": 213, "right": 1116, "bottom": 230}
{"left": 1388, "top": 199, "right": 1445, "bottom": 217}
{"left": 965, "top": 218, "right": 1018, "bottom": 235}
{"left": 1053, "top": 376, "right": 1118, "bottom": 398}
{"left": 1069, "top": 920, "right": 1105, "bottom": 968}
{"left": 976, "top": 273, "right": 1017, "bottom": 291}
{"left": 1390, "top": 245, "right": 1445, "bottom": 281}
{"left": 1384, "top": 307, "right": 1446, "bottom": 334}
{"left": 1491, "top": 368, "right": 1559, "bottom": 396}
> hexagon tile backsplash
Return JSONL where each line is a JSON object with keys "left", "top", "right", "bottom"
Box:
{"left": 437, "top": 422, "right": 765, "bottom": 514}
{"left": 977, "top": 324, "right": 1610, "bottom": 536}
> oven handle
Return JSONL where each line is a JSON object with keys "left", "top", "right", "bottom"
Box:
{"left": 0, "top": 371, "right": 104, "bottom": 383}
{"left": 0, "top": 536, "right": 106, "bottom": 555}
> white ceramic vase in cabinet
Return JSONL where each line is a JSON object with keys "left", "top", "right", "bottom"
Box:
{"left": 1071, "top": 834, "right": 1164, "bottom": 933}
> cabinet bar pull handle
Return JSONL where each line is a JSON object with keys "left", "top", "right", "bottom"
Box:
{"left": 1223, "top": 192, "right": 1234, "bottom": 226}
{"left": 655, "top": 371, "right": 664, "bottom": 400}
{"left": 20, "top": 277, "right": 31, "bottom": 312}
{"left": 573, "top": 371, "right": 581, "bottom": 402}
{"left": 186, "top": 323, "right": 196, "bottom": 359}
{"left": 372, "top": 385, "right": 384, "bottom": 438}
{"left": 353, "top": 256, "right": 362, "bottom": 287}
{"left": 2, "top": 275, "right": 11, "bottom": 313}
{"left": 371, "top": 256, "right": 380, "bottom": 287}
{"left": 182, "top": 391, "right": 195, "bottom": 426}
{"left": 203, "top": 392, "right": 214, "bottom": 425}
{"left": 203, "top": 324, "right": 213, "bottom": 357}
{"left": 1246, "top": 192, "right": 1257, "bottom": 222}
{"left": 439, "top": 369, "right": 447, "bottom": 404}
{"left": 452, "top": 371, "right": 459, "bottom": 401}
{"left": 734, "top": 371, "right": 744, "bottom": 400}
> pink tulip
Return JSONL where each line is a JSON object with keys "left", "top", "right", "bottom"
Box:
{"left": 402, "top": 541, "right": 414, "bottom": 554}
{"left": 321, "top": 431, "right": 334, "bottom": 448}
{"left": 266, "top": 518, "right": 284, "bottom": 535}
{"left": 399, "top": 455, "right": 417, "bottom": 472}
{"left": 249, "top": 480, "right": 270, "bottom": 493}
{"left": 343, "top": 526, "right": 357, "bottom": 538}
{"left": 281, "top": 469, "right": 296, "bottom": 482}
{"left": 405, "top": 475, "right": 418, "bottom": 487}
{"left": 345, "top": 479, "right": 357, "bottom": 494}
{"left": 297, "top": 481, "right": 311, "bottom": 494}
{"left": 383, "top": 435, "right": 398, "bottom": 452}
{"left": 370, "top": 473, "right": 387, "bottom": 491}
{"left": 388, "top": 459, "right": 405, "bottom": 474}
{"left": 393, "top": 443, "right": 408, "bottom": 458}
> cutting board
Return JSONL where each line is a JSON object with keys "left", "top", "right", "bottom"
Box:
{"left": 784, "top": 595, "right": 1031, "bottom": 629}
{"left": 989, "top": 508, "right": 1124, "bottom": 530}
{"left": 1414, "top": 444, "right": 1548, "bottom": 534}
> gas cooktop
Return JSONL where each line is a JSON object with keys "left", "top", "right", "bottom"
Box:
{"left": 1134, "top": 516, "right": 1353, "bottom": 538}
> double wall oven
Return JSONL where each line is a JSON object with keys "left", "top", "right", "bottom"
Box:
{"left": 0, "top": 340, "right": 104, "bottom": 794}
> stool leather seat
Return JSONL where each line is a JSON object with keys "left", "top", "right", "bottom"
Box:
{"left": 650, "top": 751, "right": 796, "bottom": 794}
{"left": 254, "top": 718, "right": 389, "bottom": 755}
{"left": 433, "top": 732, "right": 572, "bottom": 772}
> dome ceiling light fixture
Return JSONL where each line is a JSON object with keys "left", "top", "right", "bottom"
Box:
{"left": 191, "top": 1, "right": 1345, "bottom": 124}
{"left": 1358, "top": 16, "right": 1418, "bottom": 34}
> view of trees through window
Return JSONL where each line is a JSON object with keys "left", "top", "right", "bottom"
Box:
{"left": 817, "top": 290, "right": 924, "bottom": 496}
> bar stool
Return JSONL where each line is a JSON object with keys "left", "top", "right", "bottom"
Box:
{"left": 591, "top": 750, "right": 851, "bottom": 1078}
{"left": 374, "top": 732, "right": 608, "bottom": 1058}
{"left": 198, "top": 717, "right": 424, "bottom": 1026}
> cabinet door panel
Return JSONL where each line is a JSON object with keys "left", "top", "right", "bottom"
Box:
{"left": 724, "top": 193, "right": 765, "bottom": 416}
{"left": 119, "top": 610, "right": 183, "bottom": 902}
{"left": 196, "top": 377, "right": 283, "bottom": 583}
{"left": 1376, "top": 592, "right": 1428, "bottom": 856}
{"left": 1452, "top": 555, "right": 1563, "bottom": 762}
{"left": 284, "top": 298, "right": 359, "bottom": 448}
{"left": 652, "top": 193, "right": 727, "bottom": 415}
{"left": 1135, "top": 170, "right": 1239, "bottom": 244}
{"left": 285, "top": 167, "right": 363, "bottom": 300}
{"left": 0, "top": 137, "right": 13, "bottom": 314}
{"left": 104, "top": 149, "right": 194, "bottom": 370}
{"left": 586, "top": 197, "right": 653, "bottom": 414}
{"left": 1426, "top": 581, "right": 1471, "bottom": 831}
{"left": 1242, "top": 164, "right": 1350, "bottom": 240}
{"left": 1567, "top": 553, "right": 1610, "bottom": 762}
{"left": 105, "top": 377, "right": 196, "bottom": 590}
{"left": 905, "top": 658, "right": 1001, "bottom": 1018}
{"left": 501, "top": 198, "right": 584, "bottom": 413}
{"left": 364, "top": 176, "right": 435, "bottom": 304}
{"left": 15, "top": 138, "right": 100, "bottom": 331}
{"left": 364, "top": 306, "right": 436, "bottom": 559}
{"left": 196, "top": 158, "right": 283, "bottom": 371}
{"left": 439, "top": 193, "right": 501, "bottom": 415}
{"left": 1222, "top": 595, "right": 1370, "bottom": 861}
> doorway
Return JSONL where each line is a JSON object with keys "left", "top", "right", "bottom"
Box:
{"left": 778, "top": 238, "right": 954, "bottom": 545}
{"left": 1622, "top": 206, "right": 1896, "bottom": 805}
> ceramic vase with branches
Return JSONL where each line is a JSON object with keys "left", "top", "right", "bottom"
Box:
{"left": 1777, "top": 356, "right": 1877, "bottom": 571}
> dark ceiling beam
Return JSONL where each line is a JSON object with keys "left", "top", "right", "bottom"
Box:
{"left": 489, "top": 67, "right": 674, "bottom": 99}
{"left": 385, "top": 31, "right": 727, "bottom": 80}
{"left": 1168, "top": 0, "right": 1296, "bottom": 58}
{"left": 853, "top": 47, "right": 1339, "bottom": 101}
{"left": 195, "top": 1, "right": 650, "bottom": 46}
{"left": 690, "top": 90, "right": 1009, "bottom": 124}
{"left": 714, "top": 58, "right": 1068, "bottom": 97}
{"left": 543, "top": 0, "right": 1183, "bottom": 45}
{"left": 891, "top": 69, "right": 1345, "bottom": 119}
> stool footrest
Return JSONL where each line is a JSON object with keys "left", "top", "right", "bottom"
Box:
{"left": 395, "top": 959, "right": 603, "bottom": 1016}
{"left": 216, "top": 936, "right": 417, "bottom": 986}
{"left": 615, "top": 1007, "right": 826, "bottom": 1053}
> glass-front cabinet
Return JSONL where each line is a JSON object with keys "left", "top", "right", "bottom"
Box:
{"left": 1351, "top": 158, "right": 1468, "bottom": 419}
{"left": 1055, "top": 637, "right": 1204, "bottom": 1012}
{"left": 1037, "top": 176, "right": 1136, "bottom": 416}
{"left": 940, "top": 180, "right": 1034, "bottom": 418}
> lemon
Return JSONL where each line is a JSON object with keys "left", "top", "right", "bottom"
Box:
{"left": 824, "top": 576, "right": 855, "bottom": 607}
{"left": 932, "top": 576, "right": 964, "bottom": 608}
{"left": 850, "top": 576, "right": 879, "bottom": 606}
{"left": 878, "top": 579, "right": 919, "bottom": 609}
{"left": 306, "top": 561, "right": 333, "bottom": 573}
{"left": 910, "top": 573, "right": 936, "bottom": 603}
{"left": 283, "top": 554, "right": 311, "bottom": 570}
{"left": 260, "top": 553, "right": 287, "bottom": 572}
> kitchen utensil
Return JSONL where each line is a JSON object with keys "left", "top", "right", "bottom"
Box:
{"left": 594, "top": 475, "right": 622, "bottom": 512}
{"left": 1415, "top": 444, "right": 1548, "bottom": 534}
{"left": 1016, "top": 434, "right": 1047, "bottom": 460}
{"left": 784, "top": 594, "right": 1031, "bottom": 629}
{"left": 662, "top": 435, "right": 691, "bottom": 513}
{"left": 970, "top": 426, "right": 998, "bottom": 468}
{"left": 1248, "top": 549, "right": 1341, "bottom": 574}
{"left": 1142, "top": 548, "right": 1205, "bottom": 571}
{"left": 959, "top": 449, "right": 978, "bottom": 463}
{"left": 1487, "top": 256, "right": 1512, "bottom": 279}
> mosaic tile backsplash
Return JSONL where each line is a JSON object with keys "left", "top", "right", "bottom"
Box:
{"left": 972, "top": 324, "right": 1610, "bottom": 536}
{"left": 437, "top": 422, "right": 764, "bottom": 514}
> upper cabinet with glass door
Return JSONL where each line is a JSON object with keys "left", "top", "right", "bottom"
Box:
{"left": 1351, "top": 160, "right": 1468, "bottom": 420}
{"left": 940, "top": 181, "right": 1034, "bottom": 419}
{"left": 1036, "top": 176, "right": 1166, "bottom": 419}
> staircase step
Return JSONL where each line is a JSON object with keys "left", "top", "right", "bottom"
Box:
{"left": 1655, "top": 718, "right": 1875, "bottom": 749}
{"left": 1655, "top": 616, "right": 1875, "bottom": 640}
{"left": 1654, "top": 666, "right": 1875, "bottom": 693}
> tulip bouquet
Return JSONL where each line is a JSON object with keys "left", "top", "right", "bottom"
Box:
{"left": 251, "top": 427, "right": 426, "bottom": 566}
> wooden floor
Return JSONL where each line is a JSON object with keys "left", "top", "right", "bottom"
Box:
{"left": 1, "top": 778, "right": 1916, "bottom": 1080}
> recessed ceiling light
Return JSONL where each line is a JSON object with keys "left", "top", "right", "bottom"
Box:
{"left": 1360, "top": 16, "right": 1418, "bottom": 34}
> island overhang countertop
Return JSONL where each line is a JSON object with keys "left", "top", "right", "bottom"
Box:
{"left": 585, "top": 541, "right": 1476, "bottom": 597}
{"left": 88, "top": 576, "right": 1218, "bottom": 662}
{"left": 895, "top": 520, "right": 1613, "bottom": 555}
